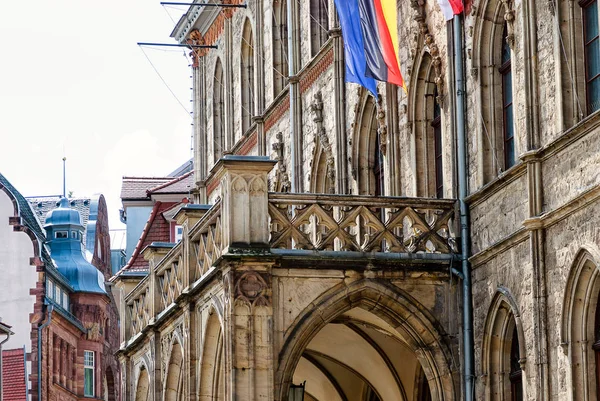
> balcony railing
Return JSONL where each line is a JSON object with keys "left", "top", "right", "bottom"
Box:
{"left": 122, "top": 157, "right": 457, "bottom": 345}
{"left": 268, "top": 193, "right": 456, "bottom": 254}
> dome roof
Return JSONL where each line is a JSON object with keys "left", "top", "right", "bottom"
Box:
{"left": 44, "top": 198, "right": 106, "bottom": 294}
{"left": 44, "top": 198, "right": 83, "bottom": 228}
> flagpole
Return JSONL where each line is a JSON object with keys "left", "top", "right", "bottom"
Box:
{"left": 453, "top": 12, "right": 475, "bottom": 401}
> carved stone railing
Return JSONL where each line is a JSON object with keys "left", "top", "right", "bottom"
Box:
{"left": 268, "top": 193, "right": 457, "bottom": 254}
{"left": 190, "top": 201, "right": 223, "bottom": 281}
{"left": 128, "top": 278, "right": 151, "bottom": 338}
{"left": 156, "top": 254, "right": 184, "bottom": 312}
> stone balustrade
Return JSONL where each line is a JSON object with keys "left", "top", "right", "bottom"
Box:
{"left": 123, "top": 156, "right": 458, "bottom": 344}
{"left": 268, "top": 193, "right": 457, "bottom": 254}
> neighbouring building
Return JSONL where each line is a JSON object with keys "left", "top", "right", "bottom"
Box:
{"left": 113, "top": 0, "right": 600, "bottom": 401}
{"left": 0, "top": 174, "right": 121, "bottom": 401}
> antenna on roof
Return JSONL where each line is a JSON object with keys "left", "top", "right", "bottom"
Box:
{"left": 62, "top": 157, "right": 67, "bottom": 198}
{"left": 160, "top": 2, "right": 247, "bottom": 8}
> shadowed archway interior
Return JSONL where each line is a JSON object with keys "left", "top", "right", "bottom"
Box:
{"left": 291, "top": 307, "right": 433, "bottom": 401}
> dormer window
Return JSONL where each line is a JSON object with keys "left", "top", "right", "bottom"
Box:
{"left": 55, "top": 231, "right": 68, "bottom": 239}
{"left": 175, "top": 225, "right": 183, "bottom": 243}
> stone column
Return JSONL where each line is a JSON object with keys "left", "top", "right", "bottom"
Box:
{"left": 211, "top": 155, "right": 277, "bottom": 401}
{"left": 522, "top": 150, "right": 549, "bottom": 401}
{"left": 193, "top": 55, "right": 207, "bottom": 204}
{"left": 331, "top": 18, "right": 348, "bottom": 194}
{"left": 211, "top": 155, "right": 277, "bottom": 252}
{"left": 52, "top": 334, "right": 59, "bottom": 384}
{"left": 288, "top": 0, "right": 303, "bottom": 191}
{"left": 60, "top": 340, "right": 67, "bottom": 387}
{"left": 66, "top": 343, "right": 72, "bottom": 390}
{"left": 224, "top": 16, "right": 235, "bottom": 151}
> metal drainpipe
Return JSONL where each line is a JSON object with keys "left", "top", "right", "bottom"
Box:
{"left": 37, "top": 305, "right": 53, "bottom": 401}
{"left": 0, "top": 329, "right": 13, "bottom": 401}
{"left": 453, "top": 14, "right": 475, "bottom": 401}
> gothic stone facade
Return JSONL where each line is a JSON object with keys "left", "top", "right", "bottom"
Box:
{"left": 114, "top": 0, "right": 600, "bottom": 400}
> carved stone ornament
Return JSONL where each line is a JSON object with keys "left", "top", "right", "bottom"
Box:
{"left": 501, "top": 0, "right": 516, "bottom": 48}
{"left": 234, "top": 271, "right": 270, "bottom": 308}
{"left": 73, "top": 304, "right": 107, "bottom": 340}
{"left": 376, "top": 95, "right": 388, "bottom": 155}
{"left": 186, "top": 29, "right": 206, "bottom": 68}
{"left": 272, "top": 132, "right": 291, "bottom": 192}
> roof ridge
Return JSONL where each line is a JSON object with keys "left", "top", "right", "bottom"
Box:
{"left": 147, "top": 171, "right": 193, "bottom": 194}
{"left": 113, "top": 201, "right": 162, "bottom": 277}
{"left": 122, "top": 176, "right": 174, "bottom": 180}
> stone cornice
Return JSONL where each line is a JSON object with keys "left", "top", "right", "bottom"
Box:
{"left": 470, "top": 184, "right": 600, "bottom": 267}
{"left": 465, "top": 162, "right": 527, "bottom": 207}
{"left": 469, "top": 228, "right": 529, "bottom": 267}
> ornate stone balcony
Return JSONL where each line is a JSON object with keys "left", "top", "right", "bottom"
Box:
{"left": 123, "top": 156, "right": 458, "bottom": 342}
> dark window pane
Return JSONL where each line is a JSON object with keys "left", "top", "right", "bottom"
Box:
{"left": 505, "top": 104, "right": 514, "bottom": 139}
{"left": 503, "top": 70, "right": 513, "bottom": 106}
{"left": 504, "top": 103, "right": 515, "bottom": 168}
{"left": 589, "top": 75, "right": 600, "bottom": 113}
{"left": 502, "top": 25, "right": 511, "bottom": 64}
{"left": 585, "top": 2, "right": 599, "bottom": 42}
{"left": 587, "top": 37, "right": 600, "bottom": 78}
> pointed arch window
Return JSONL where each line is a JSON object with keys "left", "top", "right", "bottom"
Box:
{"left": 310, "top": 0, "right": 329, "bottom": 57}
{"left": 213, "top": 58, "right": 225, "bottom": 162}
{"left": 594, "top": 288, "right": 600, "bottom": 399}
{"left": 273, "top": 0, "right": 289, "bottom": 96}
{"left": 500, "top": 23, "right": 515, "bottom": 170}
{"left": 412, "top": 52, "right": 443, "bottom": 198}
{"left": 509, "top": 327, "right": 523, "bottom": 401}
{"left": 583, "top": 0, "right": 600, "bottom": 114}
{"left": 241, "top": 19, "right": 255, "bottom": 134}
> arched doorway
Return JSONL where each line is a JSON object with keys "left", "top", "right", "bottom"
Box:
{"left": 135, "top": 367, "right": 150, "bottom": 401}
{"left": 278, "top": 280, "right": 456, "bottom": 401}
{"left": 164, "top": 342, "right": 184, "bottom": 401}
{"left": 199, "top": 308, "right": 225, "bottom": 401}
{"left": 104, "top": 366, "right": 116, "bottom": 401}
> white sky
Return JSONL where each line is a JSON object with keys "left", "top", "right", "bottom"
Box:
{"left": 0, "top": 0, "right": 194, "bottom": 232}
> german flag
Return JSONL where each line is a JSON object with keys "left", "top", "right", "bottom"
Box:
{"left": 335, "top": 0, "right": 406, "bottom": 96}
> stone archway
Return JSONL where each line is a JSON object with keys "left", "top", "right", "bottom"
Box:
{"left": 276, "top": 279, "right": 457, "bottom": 401}
{"left": 480, "top": 288, "right": 526, "bottom": 401}
{"left": 135, "top": 367, "right": 150, "bottom": 401}
{"left": 199, "top": 307, "right": 225, "bottom": 401}
{"left": 104, "top": 366, "right": 116, "bottom": 401}
{"left": 561, "top": 248, "right": 600, "bottom": 400}
{"left": 164, "top": 341, "right": 184, "bottom": 401}
{"left": 351, "top": 90, "right": 380, "bottom": 196}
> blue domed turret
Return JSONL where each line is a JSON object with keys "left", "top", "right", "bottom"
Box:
{"left": 44, "top": 198, "right": 106, "bottom": 294}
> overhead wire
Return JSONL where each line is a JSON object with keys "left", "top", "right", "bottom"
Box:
{"left": 139, "top": 46, "right": 192, "bottom": 118}
{"left": 156, "top": 0, "right": 333, "bottom": 158}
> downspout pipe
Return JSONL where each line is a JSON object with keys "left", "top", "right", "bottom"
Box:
{"left": 0, "top": 329, "right": 13, "bottom": 401}
{"left": 453, "top": 14, "right": 475, "bottom": 401}
{"left": 37, "top": 304, "right": 54, "bottom": 401}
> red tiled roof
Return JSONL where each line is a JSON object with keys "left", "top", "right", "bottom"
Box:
{"left": 114, "top": 201, "right": 174, "bottom": 274}
{"left": 121, "top": 177, "right": 173, "bottom": 200}
{"left": 2, "top": 348, "right": 26, "bottom": 401}
{"left": 147, "top": 171, "right": 193, "bottom": 195}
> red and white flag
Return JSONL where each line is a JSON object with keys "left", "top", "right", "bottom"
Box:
{"left": 438, "top": 0, "right": 463, "bottom": 20}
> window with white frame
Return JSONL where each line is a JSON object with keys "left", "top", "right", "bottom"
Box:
{"left": 61, "top": 290, "right": 69, "bottom": 310}
{"left": 47, "top": 280, "right": 54, "bottom": 300}
{"left": 84, "top": 350, "right": 94, "bottom": 397}
{"left": 175, "top": 225, "right": 183, "bottom": 243}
